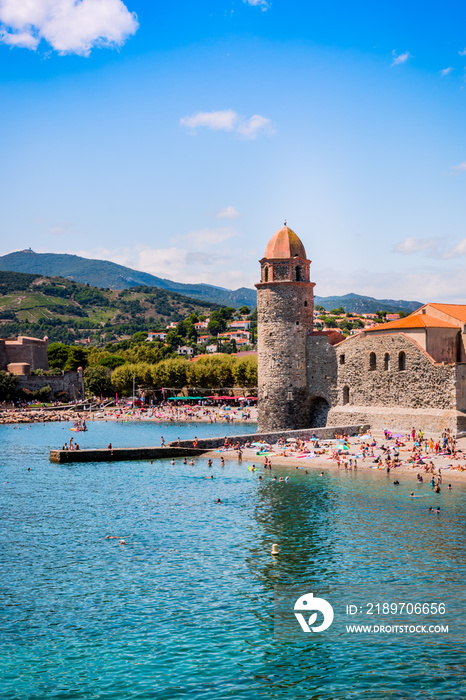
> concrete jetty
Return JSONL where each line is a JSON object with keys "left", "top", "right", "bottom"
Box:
{"left": 49, "top": 424, "right": 367, "bottom": 463}
{"left": 49, "top": 446, "right": 207, "bottom": 464}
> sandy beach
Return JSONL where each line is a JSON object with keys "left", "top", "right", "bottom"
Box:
{"left": 207, "top": 432, "right": 466, "bottom": 482}
{"left": 0, "top": 404, "right": 258, "bottom": 425}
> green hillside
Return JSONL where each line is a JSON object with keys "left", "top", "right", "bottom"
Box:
{"left": 0, "top": 271, "right": 222, "bottom": 344}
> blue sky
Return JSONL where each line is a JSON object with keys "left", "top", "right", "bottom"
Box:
{"left": 1, "top": 1, "right": 466, "bottom": 301}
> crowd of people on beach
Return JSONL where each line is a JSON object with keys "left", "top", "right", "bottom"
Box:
{"left": 0, "top": 401, "right": 257, "bottom": 425}
{"left": 207, "top": 426, "right": 466, "bottom": 476}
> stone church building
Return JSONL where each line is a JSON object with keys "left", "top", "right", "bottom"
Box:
{"left": 256, "top": 226, "right": 466, "bottom": 436}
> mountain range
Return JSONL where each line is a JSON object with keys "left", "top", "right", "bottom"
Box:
{"left": 0, "top": 250, "right": 422, "bottom": 314}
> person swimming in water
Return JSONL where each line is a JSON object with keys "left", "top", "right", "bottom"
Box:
{"left": 189, "top": 459, "right": 194, "bottom": 466}
{"left": 170, "top": 459, "right": 175, "bottom": 465}
{"left": 216, "top": 498, "right": 222, "bottom": 504}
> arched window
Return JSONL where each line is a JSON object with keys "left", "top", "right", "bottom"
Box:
{"left": 369, "top": 352, "right": 376, "bottom": 371}
{"left": 296, "top": 266, "right": 302, "bottom": 281}
{"left": 343, "top": 386, "right": 350, "bottom": 405}
{"left": 304, "top": 300, "right": 308, "bottom": 307}
{"left": 398, "top": 351, "right": 406, "bottom": 371}
{"left": 339, "top": 354, "right": 345, "bottom": 365}
{"left": 263, "top": 265, "right": 269, "bottom": 282}
{"left": 384, "top": 353, "right": 390, "bottom": 371}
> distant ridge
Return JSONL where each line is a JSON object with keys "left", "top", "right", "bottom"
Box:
{"left": 0, "top": 250, "right": 422, "bottom": 313}
{"left": 314, "top": 292, "right": 422, "bottom": 314}
{"left": 0, "top": 250, "right": 256, "bottom": 308}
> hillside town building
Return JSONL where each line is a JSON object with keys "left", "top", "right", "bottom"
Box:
{"left": 256, "top": 226, "right": 466, "bottom": 435}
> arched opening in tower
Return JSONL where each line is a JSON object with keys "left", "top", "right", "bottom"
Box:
{"left": 309, "top": 396, "right": 330, "bottom": 428}
{"left": 296, "top": 266, "right": 302, "bottom": 281}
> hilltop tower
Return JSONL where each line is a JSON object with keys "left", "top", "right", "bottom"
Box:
{"left": 255, "top": 225, "right": 315, "bottom": 431}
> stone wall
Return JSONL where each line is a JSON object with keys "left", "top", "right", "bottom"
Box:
{"left": 16, "top": 370, "right": 84, "bottom": 400}
{"left": 326, "top": 406, "right": 466, "bottom": 437}
{"left": 306, "top": 334, "right": 339, "bottom": 426}
{"left": 173, "top": 424, "right": 367, "bottom": 449}
{"left": 455, "top": 363, "right": 466, "bottom": 412}
{"left": 333, "top": 332, "right": 457, "bottom": 410}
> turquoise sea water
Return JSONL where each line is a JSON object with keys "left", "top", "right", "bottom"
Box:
{"left": 1, "top": 420, "right": 465, "bottom": 699}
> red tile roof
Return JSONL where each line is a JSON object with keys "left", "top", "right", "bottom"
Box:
{"left": 427, "top": 303, "right": 466, "bottom": 323}
{"left": 364, "top": 314, "right": 460, "bottom": 332}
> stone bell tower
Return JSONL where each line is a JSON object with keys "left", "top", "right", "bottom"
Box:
{"left": 255, "top": 225, "right": 315, "bottom": 431}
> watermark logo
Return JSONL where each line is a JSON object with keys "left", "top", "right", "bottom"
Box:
{"left": 294, "top": 592, "right": 334, "bottom": 633}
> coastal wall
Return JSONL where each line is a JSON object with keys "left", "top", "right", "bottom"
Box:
{"left": 326, "top": 406, "right": 466, "bottom": 436}
{"left": 173, "top": 424, "right": 367, "bottom": 449}
{"left": 16, "top": 370, "right": 84, "bottom": 400}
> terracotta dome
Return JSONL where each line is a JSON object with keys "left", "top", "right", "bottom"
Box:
{"left": 264, "top": 226, "right": 307, "bottom": 259}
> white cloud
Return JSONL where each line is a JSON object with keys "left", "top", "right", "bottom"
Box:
{"left": 393, "top": 237, "right": 439, "bottom": 254}
{"left": 394, "top": 235, "right": 466, "bottom": 260}
{"left": 440, "top": 67, "right": 453, "bottom": 76}
{"left": 182, "top": 227, "right": 236, "bottom": 246}
{"left": 180, "top": 109, "right": 238, "bottom": 132}
{"left": 0, "top": 0, "right": 138, "bottom": 56}
{"left": 391, "top": 50, "right": 411, "bottom": 66}
{"left": 180, "top": 109, "right": 274, "bottom": 139}
{"left": 451, "top": 161, "right": 466, "bottom": 173}
{"left": 216, "top": 205, "right": 240, "bottom": 219}
{"left": 459, "top": 48, "right": 466, "bottom": 56}
{"left": 442, "top": 238, "right": 466, "bottom": 259}
{"left": 74, "top": 245, "right": 256, "bottom": 288}
{"left": 236, "top": 114, "right": 274, "bottom": 139}
{"left": 243, "top": 0, "right": 270, "bottom": 11}
{"left": 0, "top": 29, "right": 38, "bottom": 49}
{"left": 315, "top": 265, "right": 466, "bottom": 303}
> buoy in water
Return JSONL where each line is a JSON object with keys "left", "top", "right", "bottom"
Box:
{"left": 271, "top": 543, "right": 279, "bottom": 556}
